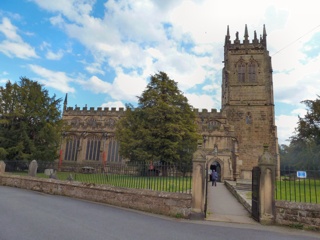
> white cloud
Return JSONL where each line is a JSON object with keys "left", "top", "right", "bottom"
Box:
{"left": 202, "top": 85, "right": 214, "bottom": 91}
{"left": 76, "top": 69, "right": 147, "bottom": 103}
{"left": 292, "top": 108, "right": 307, "bottom": 116}
{"left": 31, "top": 0, "right": 95, "bottom": 24}
{"left": 274, "top": 54, "right": 320, "bottom": 105}
{"left": 110, "top": 69, "right": 147, "bottom": 102}
{"left": 276, "top": 115, "right": 298, "bottom": 145}
{"left": 40, "top": 41, "right": 65, "bottom": 60}
{"left": 46, "top": 49, "right": 64, "bottom": 60}
{"left": 33, "top": 0, "right": 216, "bottom": 96}
{"left": 0, "top": 17, "right": 38, "bottom": 59}
{"left": 0, "top": 17, "right": 21, "bottom": 41}
{"left": 85, "top": 63, "right": 104, "bottom": 75}
{"left": 13, "top": 0, "right": 320, "bottom": 144}
{"left": 101, "top": 101, "right": 125, "bottom": 110}
{"left": 80, "top": 75, "right": 112, "bottom": 93}
{"left": 0, "top": 78, "right": 8, "bottom": 84}
{"left": 185, "top": 93, "right": 220, "bottom": 110}
{"left": 28, "top": 64, "right": 75, "bottom": 93}
{"left": 276, "top": 106, "right": 307, "bottom": 145}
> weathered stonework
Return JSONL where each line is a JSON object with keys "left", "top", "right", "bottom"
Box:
{"left": 222, "top": 25, "right": 279, "bottom": 180}
{"left": 276, "top": 201, "right": 320, "bottom": 231}
{"left": 0, "top": 174, "right": 192, "bottom": 218}
{"left": 60, "top": 25, "right": 279, "bottom": 181}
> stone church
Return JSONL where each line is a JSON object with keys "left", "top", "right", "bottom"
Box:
{"left": 61, "top": 25, "right": 279, "bottom": 181}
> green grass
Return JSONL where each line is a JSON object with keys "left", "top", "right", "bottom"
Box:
{"left": 276, "top": 179, "right": 320, "bottom": 203}
{"left": 7, "top": 171, "right": 192, "bottom": 193}
{"left": 245, "top": 191, "right": 252, "bottom": 200}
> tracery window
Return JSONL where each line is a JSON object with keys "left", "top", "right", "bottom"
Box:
{"left": 64, "top": 135, "right": 80, "bottom": 161}
{"left": 237, "top": 62, "right": 246, "bottom": 82}
{"left": 248, "top": 62, "right": 256, "bottom": 82}
{"left": 107, "top": 140, "right": 122, "bottom": 162}
{"left": 85, "top": 135, "right": 101, "bottom": 161}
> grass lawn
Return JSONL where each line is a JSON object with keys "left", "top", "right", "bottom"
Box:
{"left": 7, "top": 171, "right": 192, "bottom": 193}
{"left": 276, "top": 179, "right": 320, "bottom": 203}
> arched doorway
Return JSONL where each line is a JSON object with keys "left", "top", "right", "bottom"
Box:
{"left": 210, "top": 161, "right": 221, "bottom": 182}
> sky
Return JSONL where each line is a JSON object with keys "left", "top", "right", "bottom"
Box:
{"left": 0, "top": 0, "right": 319, "bottom": 145}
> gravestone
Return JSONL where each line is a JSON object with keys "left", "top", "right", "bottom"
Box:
{"left": 49, "top": 170, "right": 58, "bottom": 179}
{"left": 44, "top": 169, "right": 54, "bottom": 176}
{"left": 67, "top": 173, "right": 73, "bottom": 181}
{"left": 0, "top": 161, "right": 6, "bottom": 174}
{"left": 28, "top": 160, "right": 38, "bottom": 177}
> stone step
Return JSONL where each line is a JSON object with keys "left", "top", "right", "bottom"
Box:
{"left": 236, "top": 184, "right": 252, "bottom": 191}
{"left": 236, "top": 180, "right": 252, "bottom": 191}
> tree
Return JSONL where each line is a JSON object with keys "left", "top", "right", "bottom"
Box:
{"left": 0, "top": 77, "right": 64, "bottom": 161}
{"left": 281, "top": 96, "right": 320, "bottom": 168}
{"left": 116, "top": 72, "right": 199, "bottom": 166}
{"left": 293, "top": 96, "right": 320, "bottom": 144}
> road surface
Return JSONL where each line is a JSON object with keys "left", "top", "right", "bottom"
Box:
{"left": 0, "top": 186, "right": 319, "bottom": 240}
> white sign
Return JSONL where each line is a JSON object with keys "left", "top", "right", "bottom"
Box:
{"left": 297, "top": 171, "right": 307, "bottom": 178}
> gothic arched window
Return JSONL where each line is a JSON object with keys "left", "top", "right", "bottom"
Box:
{"left": 64, "top": 135, "right": 80, "bottom": 161}
{"left": 237, "top": 62, "right": 246, "bottom": 82}
{"left": 248, "top": 62, "right": 256, "bottom": 82}
{"left": 107, "top": 140, "right": 122, "bottom": 162}
{"left": 85, "top": 135, "right": 101, "bottom": 161}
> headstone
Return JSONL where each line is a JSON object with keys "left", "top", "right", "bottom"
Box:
{"left": 44, "top": 169, "right": 54, "bottom": 176}
{"left": 67, "top": 173, "right": 73, "bottom": 181}
{"left": 0, "top": 161, "right": 6, "bottom": 174}
{"left": 28, "top": 160, "right": 38, "bottom": 177}
{"left": 49, "top": 170, "right": 58, "bottom": 179}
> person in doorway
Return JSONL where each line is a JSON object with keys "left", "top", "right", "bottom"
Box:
{"left": 211, "top": 170, "right": 218, "bottom": 186}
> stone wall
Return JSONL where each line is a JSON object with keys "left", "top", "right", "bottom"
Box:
{"left": 0, "top": 174, "right": 192, "bottom": 218}
{"left": 223, "top": 181, "right": 320, "bottom": 230}
{"left": 275, "top": 201, "right": 320, "bottom": 231}
{"left": 224, "top": 180, "right": 251, "bottom": 214}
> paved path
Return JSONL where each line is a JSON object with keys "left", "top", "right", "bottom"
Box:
{"left": 206, "top": 181, "right": 257, "bottom": 224}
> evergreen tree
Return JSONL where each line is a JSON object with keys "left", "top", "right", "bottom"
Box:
{"left": 116, "top": 72, "right": 199, "bottom": 166}
{"left": 0, "top": 77, "right": 63, "bottom": 161}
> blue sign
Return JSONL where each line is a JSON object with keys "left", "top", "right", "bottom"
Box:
{"left": 297, "top": 171, "right": 307, "bottom": 178}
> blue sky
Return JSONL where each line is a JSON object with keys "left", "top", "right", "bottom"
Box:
{"left": 1, "top": 0, "right": 320, "bottom": 145}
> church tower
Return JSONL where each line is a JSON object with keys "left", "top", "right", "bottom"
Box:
{"left": 221, "top": 25, "right": 279, "bottom": 180}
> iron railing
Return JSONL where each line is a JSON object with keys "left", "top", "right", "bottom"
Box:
{"left": 276, "top": 166, "right": 320, "bottom": 204}
{"left": 4, "top": 160, "right": 192, "bottom": 194}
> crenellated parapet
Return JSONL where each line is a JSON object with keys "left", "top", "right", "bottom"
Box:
{"left": 62, "top": 90, "right": 235, "bottom": 147}
{"left": 224, "top": 24, "right": 267, "bottom": 52}
{"left": 64, "top": 105, "right": 223, "bottom": 117}
{"left": 194, "top": 108, "right": 225, "bottom": 118}
{"left": 194, "top": 108, "right": 235, "bottom": 138}
{"left": 63, "top": 106, "right": 126, "bottom": 117}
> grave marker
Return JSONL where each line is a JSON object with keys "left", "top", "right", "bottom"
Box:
{"left": 28, "top": 160, "right": 38, "bottom": 177}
